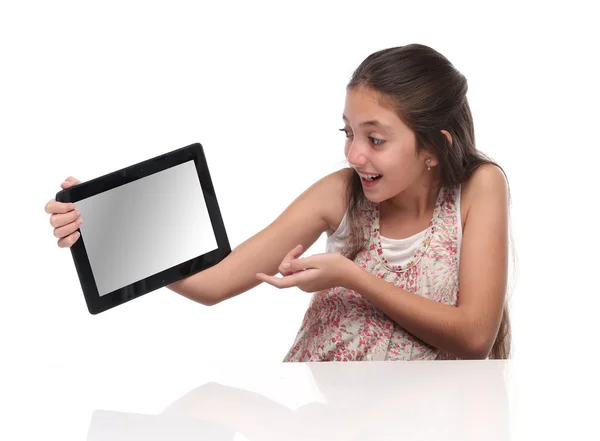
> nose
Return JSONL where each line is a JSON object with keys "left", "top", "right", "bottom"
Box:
{"left": 345, "top": 140, "right": 369, "bottom": 168}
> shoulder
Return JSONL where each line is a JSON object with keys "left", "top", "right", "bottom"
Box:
{"left": 313, "top": 167, "right": 353, "bottom": 232}
{"left": 308, "top": 167, "right": 353, "bottom": 198}
{"left": 461, "top": 163, "right": 509, "bottom": 225}
{"left": 325, "top": 166, "right": 354, "bottom": 187}
{"left": 283, "top": 167, "right": 352, "bottom": 235}
{"left": 464, "top": 163, "right": 508, "bottom": 193}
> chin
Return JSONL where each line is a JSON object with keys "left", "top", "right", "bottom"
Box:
{"left": 362, "top": 190, "right": 388, "bottom": 204}
{"left": 361, "top": 182, "right": 405, "bottom": 204}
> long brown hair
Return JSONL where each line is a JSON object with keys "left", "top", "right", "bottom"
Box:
{"left": 344, "top": 44, "right": 512, "bottom": 359}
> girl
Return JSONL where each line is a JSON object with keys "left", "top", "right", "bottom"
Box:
{"left": 45, "top": 44, "right": 511, "bottom": 361}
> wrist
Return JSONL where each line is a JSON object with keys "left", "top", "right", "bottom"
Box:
{"left": 340, "top": 256, "right": 365, "bottom": 291}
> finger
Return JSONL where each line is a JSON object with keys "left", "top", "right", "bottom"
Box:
{"left": 53, "top": 217, "right": 83, "bottom": 239}
{"left": 50, "top": 208, "right": 81, "bottom": 228}
{"left": 57, "top": 231, "right": 81, "bottom": 248}
{"left": 278, "top": 244, "right": 305, "bottom": 276}
{"left": 45, "top": 199, "right": 76, "bottom": 214}
{"left": 256, "top": 273, "right": 298, "bottom": 289}
{"left": 256, "top": 270, "right": 313, "bottom": 289}
{"left": 61, "top": 177, "right": 81, "bottom": 189}
{"left": 288, "top": 255, "right": 321, "bottom": 272}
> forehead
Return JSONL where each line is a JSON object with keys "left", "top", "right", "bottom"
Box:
{"left": 343, "top": 86, "right": 406, "bottom": 130}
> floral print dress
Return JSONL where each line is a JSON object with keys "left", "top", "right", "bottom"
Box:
{"left": 283, "top": 186, "right": 462, "bottom": 362}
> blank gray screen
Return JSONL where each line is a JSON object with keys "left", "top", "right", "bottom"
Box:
{"left": 75, "top": 160, "right": 218, "bottom": 296}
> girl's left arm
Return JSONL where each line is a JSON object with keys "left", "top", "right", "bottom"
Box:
{"left": 345, "top": 164, "right": 509, "bottom": 359}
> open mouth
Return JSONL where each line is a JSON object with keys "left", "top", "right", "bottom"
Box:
{"left": 361, "top": 174, "right": 383, "bottom": 182}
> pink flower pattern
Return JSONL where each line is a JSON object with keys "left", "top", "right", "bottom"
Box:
{"left": 284, "top": 186, "right": 461, "bottom": 362}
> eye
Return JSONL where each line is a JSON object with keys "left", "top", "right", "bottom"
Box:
{"left": 369, "top": 136, "right": 385, "bottom": 146}
{"left": 339, "top": 128, "right": 353, "bottom": 138}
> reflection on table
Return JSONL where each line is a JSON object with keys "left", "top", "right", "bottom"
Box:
{"left": 87, "top": 360, "right": 509, "bottom": 441}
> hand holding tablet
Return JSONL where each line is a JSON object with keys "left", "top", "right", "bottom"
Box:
{"left": 47, "top": 143, "right": 231, "bottom": 314}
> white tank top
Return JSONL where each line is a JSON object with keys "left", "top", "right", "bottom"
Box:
{"left": 326, "top": 188, "right": 462, "bottom": 267}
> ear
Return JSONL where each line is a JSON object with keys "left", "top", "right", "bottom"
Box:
{"left": 426, "top": 154, "right": 439, "bottom": 168}
{"left": 419, "top": 130, "right": 452, "bottom": 168}
{"left": 420, "top": 148, "right": 439, "bottom": 168}
{"left": 441, "top": 129, "right": 453, "bottom": 146}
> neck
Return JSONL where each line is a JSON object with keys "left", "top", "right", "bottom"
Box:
{"left": 381, "top": 175, "right": 441, "bottom": 218}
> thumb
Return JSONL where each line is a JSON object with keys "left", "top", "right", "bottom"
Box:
{"left": 60, "top": 176, "right": 81, "bottom": 189}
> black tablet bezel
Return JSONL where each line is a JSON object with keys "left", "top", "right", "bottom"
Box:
{"left": 55, "top": 143, "right": 231, "bottom": 314}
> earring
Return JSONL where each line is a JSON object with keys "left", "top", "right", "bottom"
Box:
{"left": 426, "top": 158, "right": 431, "bottom": 171}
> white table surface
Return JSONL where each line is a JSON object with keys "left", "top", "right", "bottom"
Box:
{"left": 3, "top": 357, "right": 598, "bottom": 440}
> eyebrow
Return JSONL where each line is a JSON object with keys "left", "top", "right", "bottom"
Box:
{"left": 342, "top": 114, "right": 392, "bottom": 131}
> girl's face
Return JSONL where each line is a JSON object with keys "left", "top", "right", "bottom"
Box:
{"left": 342, "top": 86, "right": 434, "bottom": 203}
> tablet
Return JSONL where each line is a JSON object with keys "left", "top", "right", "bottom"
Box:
{"left": 55, "top": 143, "right": 231, "bottom": 314}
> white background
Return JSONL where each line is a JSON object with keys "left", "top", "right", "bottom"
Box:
{"left": 1, "top": 1, "right": 599, "bottom": 439}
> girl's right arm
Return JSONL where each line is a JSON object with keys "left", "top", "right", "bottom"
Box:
{"left": 167, "top": 168, "right": 351, "bottom": 305}
{"left": 46, "top": 169, "right": 351, "bottom": 306}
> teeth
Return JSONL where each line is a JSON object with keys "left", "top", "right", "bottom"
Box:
{"left": 362, "top": 174, "right": 382, "bottom": 181}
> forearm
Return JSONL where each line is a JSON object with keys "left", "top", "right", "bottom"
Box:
{"left": 167, "top": 241, "right": 274, "bottom": 306}
{"left": 169, "top": 223, "right": 325, "bottom": 306}
{"left": 344, "top": 265, "right": 487, "bottom": 359}
{"left": 167, "top": 264, "right": 227, "bottom": 306}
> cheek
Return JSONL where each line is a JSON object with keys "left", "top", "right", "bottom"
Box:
{"left": 382, "top": 153, "right": 422, "bottom": 182}
{"left": 385, "top": 154, "right": 415, "bottom": 173}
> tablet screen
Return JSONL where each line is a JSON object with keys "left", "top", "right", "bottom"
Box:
{"left": 74, "top": 160, "right": 218, "bottom": 297}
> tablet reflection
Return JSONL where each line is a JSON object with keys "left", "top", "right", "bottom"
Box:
{"left": 87, "top": 361, "right": 509, "bottom": 441}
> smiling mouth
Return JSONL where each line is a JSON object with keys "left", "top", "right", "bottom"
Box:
{"left": 360, "top": 174, "right": 383, "bottom": 182}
